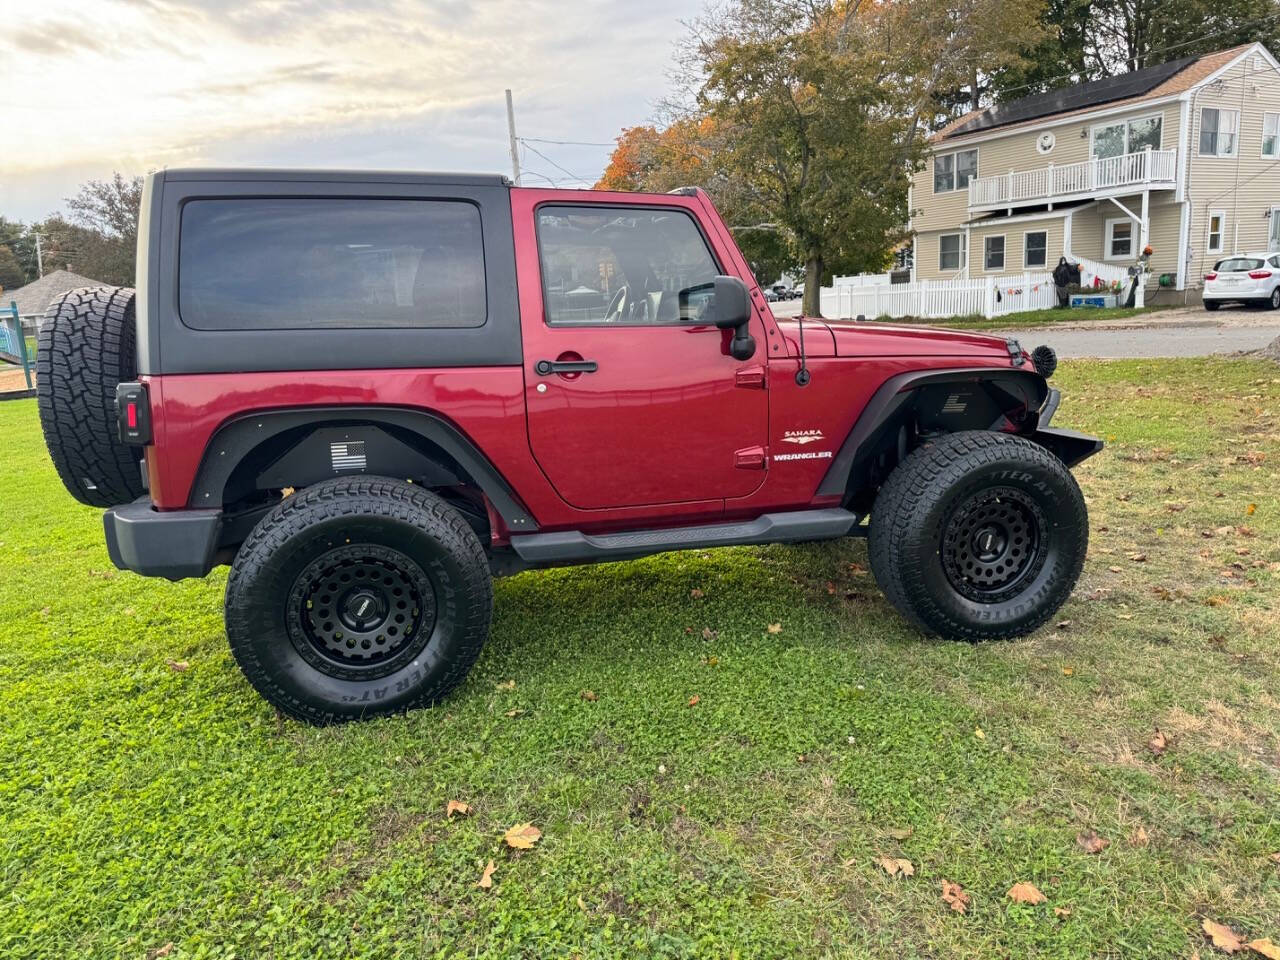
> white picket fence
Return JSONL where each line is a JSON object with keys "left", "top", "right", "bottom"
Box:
{"left": 819, "top": 271, "right": 1056, "bottom": 320}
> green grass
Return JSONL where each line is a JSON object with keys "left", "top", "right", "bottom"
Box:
{"left": 2, "top": 358, "right": 1279, "bottom": 958}
{"left": 913, "top": 305, "right": 1167, "bottom": 331}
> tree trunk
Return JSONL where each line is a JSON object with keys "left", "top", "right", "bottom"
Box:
{"left": 803, "top": 252, "right": 824, "bottom": 317}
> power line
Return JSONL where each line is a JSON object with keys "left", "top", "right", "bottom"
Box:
{"left": 519, "top": 136, "right": 616, "bottom": 147}
{"left": 520, "top": 141, "right": 596, "bottom": 184}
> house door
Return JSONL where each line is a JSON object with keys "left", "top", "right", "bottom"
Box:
{"left": 522, "top": 202, "right": 769, "bottom": 511}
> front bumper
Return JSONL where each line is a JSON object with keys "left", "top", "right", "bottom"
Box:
{"left": 103, "top": 499, "right": 222, "bottom": 581}
{"left": 1030, "top": 387, "right": 1104, "bottom": 467}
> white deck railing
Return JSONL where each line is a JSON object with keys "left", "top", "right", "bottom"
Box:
{"left": 968, "top": 148, "right": 1177, "bottom": 208}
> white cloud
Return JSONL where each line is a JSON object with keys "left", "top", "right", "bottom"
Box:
{"left": 0, "top": 0, "right": 695, "bottom": 218}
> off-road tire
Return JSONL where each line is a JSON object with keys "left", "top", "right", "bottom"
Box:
{"left": 868, "top": 431, "right": 1088, "bottom": 641}
{"left": 36, "top": 286, "right": 146, "bottom": 507}
{"left": 225, "top": 477, "right": 493, "bottom": 724}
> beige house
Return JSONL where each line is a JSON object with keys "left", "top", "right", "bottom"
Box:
{"left": 910, "top": 42, "right": 1280, "bottom": 293}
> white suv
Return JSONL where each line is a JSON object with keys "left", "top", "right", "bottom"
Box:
{"left": 1203, "top": 253, "right": 1280, "bottom": 310}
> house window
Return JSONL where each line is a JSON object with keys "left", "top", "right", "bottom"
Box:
{"left": 1105, "top": 218, "right": 1133, "bottom": 260}
{"left": 933, "top": 148, "right": 978, "bottom": 192}
{"left": 1207, "top": 210, "right": 1225, "bottom": 254}
{"left": 983, "top": 235, "right": 1005, "bottom": 271}
{"left": 1091, "top": 114, "right": 1162, "bottom": 159}
{"left": 1024, "top": 230, "right": 1048, "bottom": 268}
{"left": 1199, "top": 108, "right": 1239, "bottom": 156}
{"left": 1263, "top": 113, "right": 1280, "bottom": 158}
{"left": 938, "top": 233, "right": 966, "bottom": 271}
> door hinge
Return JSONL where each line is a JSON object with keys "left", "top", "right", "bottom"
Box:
{"left": 734, "top": 445, "right": 768, "bottom": 470}
{"left": 735, "top": 366, "right": 767, "bottom": 389}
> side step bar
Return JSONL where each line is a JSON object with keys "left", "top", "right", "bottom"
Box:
{"left": 509, "top": 508, "right": 860, "bottom": 566}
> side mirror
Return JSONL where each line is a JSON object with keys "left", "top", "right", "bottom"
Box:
{"left": 710, "top": 275, "right": 756, "bottom": 361}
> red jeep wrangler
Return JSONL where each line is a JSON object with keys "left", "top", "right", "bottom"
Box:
{"left": 37, "top": 169, "right": 1099, "bottom": 724}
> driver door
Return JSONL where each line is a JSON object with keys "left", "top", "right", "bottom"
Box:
{"left": 519, "top": 200, "right": 769, "bottom": 511}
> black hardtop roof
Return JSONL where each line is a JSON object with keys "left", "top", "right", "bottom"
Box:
{"left": 157, "top": 167, "right": 511, "bottom": 186}
{"left": 946, "top": 55, "right": 1196, "bottom": 138}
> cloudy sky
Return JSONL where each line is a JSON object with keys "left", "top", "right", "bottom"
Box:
{"left": 0, "top": 0, "right": 695, "bottom": 222}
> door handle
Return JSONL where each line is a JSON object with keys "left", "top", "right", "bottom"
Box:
{"left": 535, "top": 359, "right": 598, "bottom": 376}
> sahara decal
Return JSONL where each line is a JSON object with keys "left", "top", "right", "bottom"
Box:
{"left": 781, "top": 429, "right": 824, "bottom": 445}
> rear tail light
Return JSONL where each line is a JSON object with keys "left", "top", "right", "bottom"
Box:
{"left": 1249, "top": 270, "right": 1273, "bottom": 279}
{"left": 1204, "top": 272, "right": 1217, "bottom": 280}
{"left": 115, "top": 382, "right": 152, "bottom": 445}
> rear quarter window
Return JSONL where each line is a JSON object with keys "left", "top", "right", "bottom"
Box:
{"left": 178, "top": 198, "right": 487, "bottom": 330}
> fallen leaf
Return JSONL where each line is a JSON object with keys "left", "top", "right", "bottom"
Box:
{"left": 1062, "top": 666, "right": 1074, "bottom": 676}
{"left": 1108, "top": 565, "right": 1123, "bottom": 573}
{"left": 576, "top": 894, "right": 587, "bottom": 910}
{"left": 1165, "top": 502, "right": 1187, "bottom": 512}
{"left": 1246, "top": 503, "right": 1257, "bottom": 516}
{"left": 1054, "top": 906, "right": 1072, "bottom": 918}
{"left": 580, "top": 690, "right": 598, "bottom": 702}
{"left": 1269, "top": 852, "right": 1280, "bottom": 865}
{"left": 690, "top": 588, "right": 704, "bottom": 598}
{"left": 1077, "top": 830, "right": 1110, "bottom": 854}
{"left": 166, "top": 659, "right": 190, "bottom": 672}
{"left": 504, "top": 708, "right": 524, "bottom": 718}
{"left": 767, "top": 623, "right": 783, "bottom": 634}
{"left": 703, "top": 655, "right": 719, "bottom": 667}
{"left": 1056, "top": 619, "right": 1072, "bottom": 629}
{"left": 796, "top": 753, "right": 807, "bottom": 763}
{"left": 1129, "top": 553, "right": 1148, "bottom": 562}
{"left": 688, "top": 695, "right": 700, "bottom": 707}
{"left": 477, "top": 859, "right": 496, "bottom": 890}
{"left": 504, "top": 823, "right": 542, "bottom": 850}
{"left": 974, "top": 727, "right": 985, "bottom": 740}
{"left": 1150, "top": 728, "right": 1169, "bottom": 756}
{"left": 146, "top": 945, "right": 174, "bottom": 960}
{"left": 496, "top": 679, "right": 516, "bottom": 691}
{"left": 941, "top": 880, "right": 970, "bottom": 913}
{"left": 887, "top": 827, "right": 914, "bottom": 840}
{"left": 701, "top": 627, "right": 717, "bottom": 640}
{"left": 1007, "top": 882, "right": 1047, "bottom": 905}
{"left": 1128, "top": 825, "right": 1150, "bottom": 847}
{"left": 1202, "top": 919, "right": 1244, "bottom": 953}
{"left": 878, "top": 856, "right": 914, "bottom": 877}
{"left": 446, "top": 800, "right": 471, "bottom": 819}
{"left": 1248, "top": 939, "right": 1280, "bottom": 959}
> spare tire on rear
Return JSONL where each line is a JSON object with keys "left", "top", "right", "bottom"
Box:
{"left": 37, "top": 286, "right": 147, "bottom": 508}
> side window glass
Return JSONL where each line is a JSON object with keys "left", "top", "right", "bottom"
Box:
{"left": 179, "top": 198, "right": 487, "bottom": 330}
{"left": 537, "top": 206, "right": 722, "bottom": 325}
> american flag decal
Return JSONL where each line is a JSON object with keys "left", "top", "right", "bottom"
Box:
{"left": 330, "top": 441, "right": 367, "bottom": 472}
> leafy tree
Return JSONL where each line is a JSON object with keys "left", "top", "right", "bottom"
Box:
{"left": 663, "top": 0, "right": 1041, "bottom": 314}
{"left": 990, "top": 0, "right": 1280, "bottom": 100}
{"left": 0, "top": 245, "right": 25, "bottom": 291}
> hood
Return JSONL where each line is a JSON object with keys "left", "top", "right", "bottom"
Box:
{"left": 818, "top": 318, "right": 1014, "bottom": 358}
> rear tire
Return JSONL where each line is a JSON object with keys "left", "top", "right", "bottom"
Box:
{"left": 225, "top": 477, "right": 493, "bottom": 724}
{"left": 868, "top": 431, "right": 1088, "bottom": 641}
{"left": 36, "top": 286, "right": 146, "bottom": 507}
{"left": 1204, "top": 299, "right": 1220, "bottom": 311}
{"left": 1269, "top": 288, "right": 1280, "bottom": 310}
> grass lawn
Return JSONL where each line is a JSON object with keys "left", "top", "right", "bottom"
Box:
{"left": 913, "top": 305, "right": 1167, "bottom": 332}
{"left": 2, "top": 358, "right": 1279, "bottom": 958}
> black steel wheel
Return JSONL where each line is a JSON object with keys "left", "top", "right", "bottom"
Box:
{"left": 869, "top": 431, "right": 1089, "bottom": 641}
{"left": 941, "top": 487, "right": 1048, "bottom": 603}
{"left": 225, "top": 477, "right": 492, "bottom": 724}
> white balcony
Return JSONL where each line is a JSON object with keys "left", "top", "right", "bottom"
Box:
{"left": 968, "top": 148, "right": 1177, "bottom": 211}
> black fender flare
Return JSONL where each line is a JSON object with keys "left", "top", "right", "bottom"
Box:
{"left": 189, "top": 406, "right": 538, "bottom": 531}
{"left": 817, "top": 366, "right": 1049, "bottom": 498}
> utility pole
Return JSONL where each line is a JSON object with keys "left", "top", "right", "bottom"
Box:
{"left": 505, "top": 89, "right": 522, "bottom": 186}
{"left": 34, "top": 232, "right": 43, "bottom": 278}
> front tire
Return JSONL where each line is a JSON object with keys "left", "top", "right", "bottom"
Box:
{"left": 868, "top": 431, "right": 1088, "bottom": 641}
{"left": 225, "top": 477, "right": 493, "bottom": 724}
